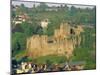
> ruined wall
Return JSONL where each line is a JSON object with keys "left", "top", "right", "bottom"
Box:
{"left": 26, "top": 23, "right": 84, "bottom": 59}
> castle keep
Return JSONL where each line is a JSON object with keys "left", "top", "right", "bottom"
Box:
{"left": 26, "top": 23, "right": 84, "bottom": 59}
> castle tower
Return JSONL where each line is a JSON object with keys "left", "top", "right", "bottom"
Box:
{"left": 41, "top": 19, "right": 49, "bottom": 34}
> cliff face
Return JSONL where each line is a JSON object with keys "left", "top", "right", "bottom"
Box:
{"left": 26, "top": 23, "right": 84, "bottom": 59}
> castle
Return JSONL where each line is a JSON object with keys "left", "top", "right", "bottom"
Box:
{"left": 26, "top": 23, "right": 84, "bottom": 59}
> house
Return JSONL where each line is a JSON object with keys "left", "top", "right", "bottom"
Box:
{"left": 13, "top": 13, "right": 30, "bottom": 25}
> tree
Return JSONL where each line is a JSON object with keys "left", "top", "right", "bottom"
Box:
{"left": 11, "top": 10, "right": 16, "bottom": 18}
{"left": 64, "top": 4, "right": 69, "bottom": 11}
{"left": 21, "top": 22, "right": 34, "bottom": 36}
{"left": 12, "top": 32, "right": 26, "bottom": 56}
{"left": 21, "top": 22, "right": 43, "bottom": 35}
{"left": 37, "top": 2, "right": 48, "bottom": 12}
{"left": 70, "top": 6, "right": 77, "bottom": 16}
{"left": 33, "top": 25, "right": 43, "bottom": 35}
{"left": 19, "top": 3, "right": 28, "bottom": 14}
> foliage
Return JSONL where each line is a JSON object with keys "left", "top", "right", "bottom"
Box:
{"left": 12, "top": 32, "right": 26, "bottom": 56}
{"left": 11, "top": 3, "right": 96, "bottom": 69}
{"left": 33, "top": 55, "right": 67, "bottom": 64}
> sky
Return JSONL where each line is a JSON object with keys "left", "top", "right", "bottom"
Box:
{"left": 12, "top": 0, "right": 95, "bottom": 9}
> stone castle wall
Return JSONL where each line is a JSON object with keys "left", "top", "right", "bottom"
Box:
{"left": 26, "top": 23, "right": 84, "bottom": 59}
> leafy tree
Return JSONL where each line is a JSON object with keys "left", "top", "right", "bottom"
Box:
{"left": 33, "top": 25, "right": 43, "bottom": 35}
{"left": 21, "top": 22, "right": 43, "bottom": 35}
{"left": 12, "top": 32, "right": 26, "bottom": 56}
{"left": 20, "top": 4, "right": 26, "bottom": 13}
{"left": 37, "top": 2, "right": 48, "bottom": 12}
{"left": 70, "top": 6, "right": 77, "bottom": 16}
{"left": 11, "top": 10, "right": 16, "bottom": 18}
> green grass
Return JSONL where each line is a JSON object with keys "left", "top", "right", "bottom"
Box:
{"left": 71, "top": 47, "right": 96, "bottom": 69}
{"left": 13, "top": 50, "right": 68, "bottom": 64}
{"left": 14, "top": 50, "right": 27, "bottom": 61}
{"left": 32, "top": 55, "right": 67, "bottom": 64}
